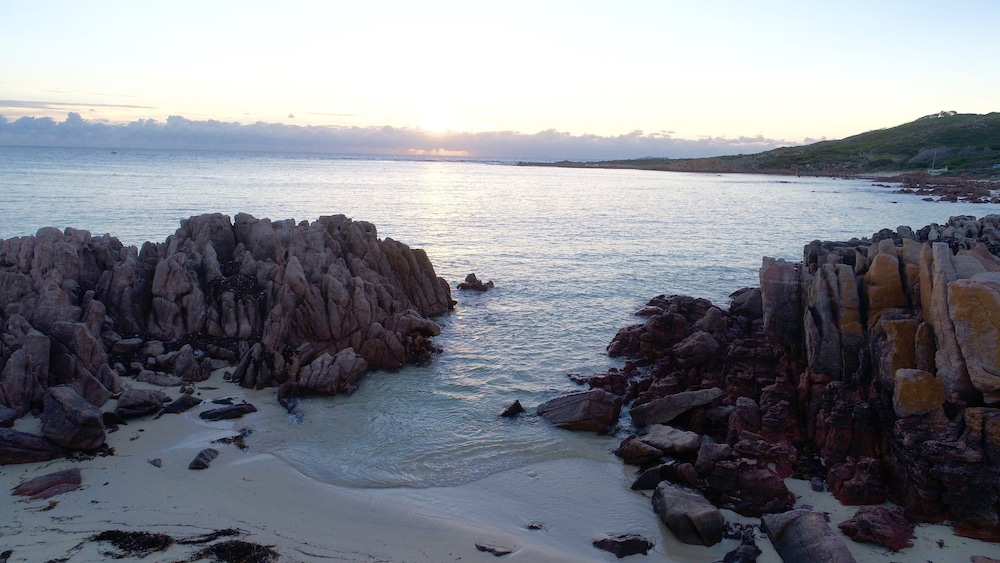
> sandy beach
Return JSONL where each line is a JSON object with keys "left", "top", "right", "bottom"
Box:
{"left": 3, "top": 369, "right": 996, "bottom": 563}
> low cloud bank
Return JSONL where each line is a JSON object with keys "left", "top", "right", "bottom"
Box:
{"left": 0, "top": 113, "right": 795, "bottom": 161}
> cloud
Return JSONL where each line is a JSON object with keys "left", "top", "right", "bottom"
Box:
{"left": 0, "top": 99, "right": 155, "bottom": 110}
{"left": 0, "top": 112, "right": 798, "bottom": 160}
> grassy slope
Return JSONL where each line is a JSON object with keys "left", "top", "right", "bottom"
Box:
{"left": 539, "top": 112, "right": 1000, "bottom": 177}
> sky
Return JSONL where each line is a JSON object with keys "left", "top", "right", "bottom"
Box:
{"left": 1, "top": 1, "right": 997, "bottom": 159}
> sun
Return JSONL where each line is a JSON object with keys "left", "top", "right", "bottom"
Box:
{"left": 418, "top": 110, "right": 458, "bottom": 133}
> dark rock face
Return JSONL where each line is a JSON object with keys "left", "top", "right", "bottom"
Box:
{"left": 536, "top": 389, "right": 623, "bottom": 434}
{"left": 0, "top": 214, "right": 454, "bottom": 463}
{"left": 761, "top": 509, "right": 856, "bottom": 563}
{"left": 41, "top": 385, "right": 105, "bottom": 450}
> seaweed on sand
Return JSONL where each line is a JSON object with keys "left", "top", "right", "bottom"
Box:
{"left": 92, "top": 530, "right": 174, "bottom": 558}
{"left": 193, "top": 539, "right": 279, "bottom": 563}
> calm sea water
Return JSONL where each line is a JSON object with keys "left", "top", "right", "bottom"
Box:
{"left": 1, "top": 146, "right": 995, "bottom": 488}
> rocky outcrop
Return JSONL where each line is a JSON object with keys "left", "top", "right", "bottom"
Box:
{"left": 592, "top": 216, "right": 1000, "bottom": 546}
{"left": 457, "top": 273, "right": 494, "bottom": 292}
{"left": 0, "top": 214, "right": 453, "bottom": 463}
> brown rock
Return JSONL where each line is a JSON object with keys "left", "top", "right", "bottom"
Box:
{"left": 893, "top": 369, "right": 946, "bottom": 418}
{"left": 949, "top": 273, "right": 1000, "bottom": 403}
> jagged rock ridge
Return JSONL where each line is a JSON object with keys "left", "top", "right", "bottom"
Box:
{"left": 0, "top": 213, "right": 453, "bottom": 438}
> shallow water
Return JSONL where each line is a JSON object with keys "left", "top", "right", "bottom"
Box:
{"left": 1, "top": 146, "right": 994, "bottom": 487}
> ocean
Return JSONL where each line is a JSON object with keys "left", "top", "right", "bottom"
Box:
{"left": 1, "top": 145, "right": 994, "bottom": 489}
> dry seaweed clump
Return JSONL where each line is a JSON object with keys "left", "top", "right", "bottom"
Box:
{"left": 194, "top": 539, "right": 279, "bottom": 563}
{"left": 92, "top": 530, "right": 174, "bottom": 558}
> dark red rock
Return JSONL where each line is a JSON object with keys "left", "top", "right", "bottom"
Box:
{"left": 838, "top": 506, "right": 914, "bottom": 551}
{"left": 827, "top": 457, "right": 887, "bottom": 506}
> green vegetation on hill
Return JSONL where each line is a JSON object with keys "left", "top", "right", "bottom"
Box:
{"left": 533, "top": 112, "right": 1000, "bottom": 178}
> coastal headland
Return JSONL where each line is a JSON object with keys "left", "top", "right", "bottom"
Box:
{"left": 3, "top": 213, "right": 1000, "bottom": 561}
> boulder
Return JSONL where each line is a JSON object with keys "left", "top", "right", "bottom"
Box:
{"left": 949, "top": 273, "right": 1000, "bottom": 403}
{"left": 537, "top": 389, "right": 623, "bottom": 434}
{"left": 591, "top": 533, "right": 654, "bottom": 558}
{"left": 296, "top": 348, "right": 368, "bottom": 396}
{"left": 136, "top": 370, "right": 184, "bottom": 387}
{"left": 115, "top": 388, "right": 169, "bottom": 419}
{"left": 189, "top": 447, "right": 219, "bottom": 469}
{"left": 838, "top": 506, "right": 914, "bottom": 551}
{"left": 199, "top": 403, "right": 257, "bottom": 421}
{"left": 651, "top": 482, "right": 725, "bottom": 546}
{"left": 671, "top": 331, "right": 720, "bottom": 368}
{"left": 629, "top": 387, "right": 722, "bottom": 427}
{"left": 639, "top": 424, "right": 701, "bottom": 454}
{"left": 0, "top": 405, "right": 17, "bottom": 428}
{"left": 40, "top": 385, "right": 105, "bottom": 451}
{"left": 616, "top": 435, "right": 666, "bottom": 466}
{"left": 172, "top": 344, "right": 206, "bottom": 382}
{"left": 728, "top": 287, "right": 763, "bottom": 319}
{"left": 760, "top": 257, "right": 803, "bottom": 353}
{"left": 761, "top": 509, "right": 856, "bottom": 563}
{"left": 0, "top": 427, "right": 65, "bottom": 465}
{"left": 11, "top": 467, "right": 82, "bottom": 500}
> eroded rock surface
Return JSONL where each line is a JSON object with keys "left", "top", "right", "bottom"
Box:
{"left": 0, "top": 213, "right": 453, "bottom": 464}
